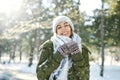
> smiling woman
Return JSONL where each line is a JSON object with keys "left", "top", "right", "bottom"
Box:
{"left": 0, "top": 0, "right": 23, "bottom": 15}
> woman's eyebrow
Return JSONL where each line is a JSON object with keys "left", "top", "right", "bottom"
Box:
{"left": 64, "top": 22, "right": 68, "bottom": 25}
{"left": 57, "top": 25, "right": 61, "bottom": 27}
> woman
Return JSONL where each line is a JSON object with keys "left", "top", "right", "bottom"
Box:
{"left": 36, "top": 16, "right": 91, "bottom": 80}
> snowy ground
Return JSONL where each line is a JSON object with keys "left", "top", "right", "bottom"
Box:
{"left": 0, "top": 61, "right": 120, "bottom": 80}
{"left": 0, "top": 62, "right": 37, "bottom": 80}
{"left": 90, "top": 62, "right": 120, "bottom": 80}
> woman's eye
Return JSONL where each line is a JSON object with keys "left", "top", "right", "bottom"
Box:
{"left": 57, "top": 26, "right": 62, "bottom": 29}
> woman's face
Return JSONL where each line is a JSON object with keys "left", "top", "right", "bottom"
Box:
{"left": 56, "top": 21, "right": 72, "bottom": 37}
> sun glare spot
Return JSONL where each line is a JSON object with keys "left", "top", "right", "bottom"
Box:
{"left": 0, "top": 0, "right": 23, "bottom": 15}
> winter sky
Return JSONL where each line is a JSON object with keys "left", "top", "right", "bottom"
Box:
{"left": 80, "top": 0, "right": 102, "bottom": 16}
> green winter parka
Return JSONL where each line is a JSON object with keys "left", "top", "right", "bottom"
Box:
{"left": 36, "top": 40, "right": 91, "bottom": 80}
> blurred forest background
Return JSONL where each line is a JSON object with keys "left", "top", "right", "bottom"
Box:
{"left": 0, "top": 0, "right": 120, "bottom": 76}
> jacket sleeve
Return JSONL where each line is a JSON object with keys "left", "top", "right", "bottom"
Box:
{"left": 78, "top": 45, "right": 91, "bottom": 80}
{"left": 36, "top": 40, "right": 53, "bottom": 80}
{"left": 69, "top": 44, "right": 91, "bottom": 80}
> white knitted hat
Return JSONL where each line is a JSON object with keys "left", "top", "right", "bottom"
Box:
{"left": 52, "top": 16, "right": 74, "bottom": 34}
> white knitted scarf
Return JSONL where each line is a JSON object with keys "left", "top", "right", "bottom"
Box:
{"left": 51, "top": 32, "right": 82, "bottom": 54}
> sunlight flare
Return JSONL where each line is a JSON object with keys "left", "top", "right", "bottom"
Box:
{"left": 0, "top": 0, "right": 23, "bottom": 14}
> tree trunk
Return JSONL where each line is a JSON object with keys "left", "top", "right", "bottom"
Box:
{"left": 100, "top": 0, "right": 105, "bottom": 77}
{"left": 19, "top": 44, "right": 22, "bottom": 62}
{"left": 0, "top": 51, "right": 1, "bottom": 63}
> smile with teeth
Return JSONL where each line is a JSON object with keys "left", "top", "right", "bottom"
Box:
{"left": 61, "top": 32, "right": 68, "bottom": 35}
